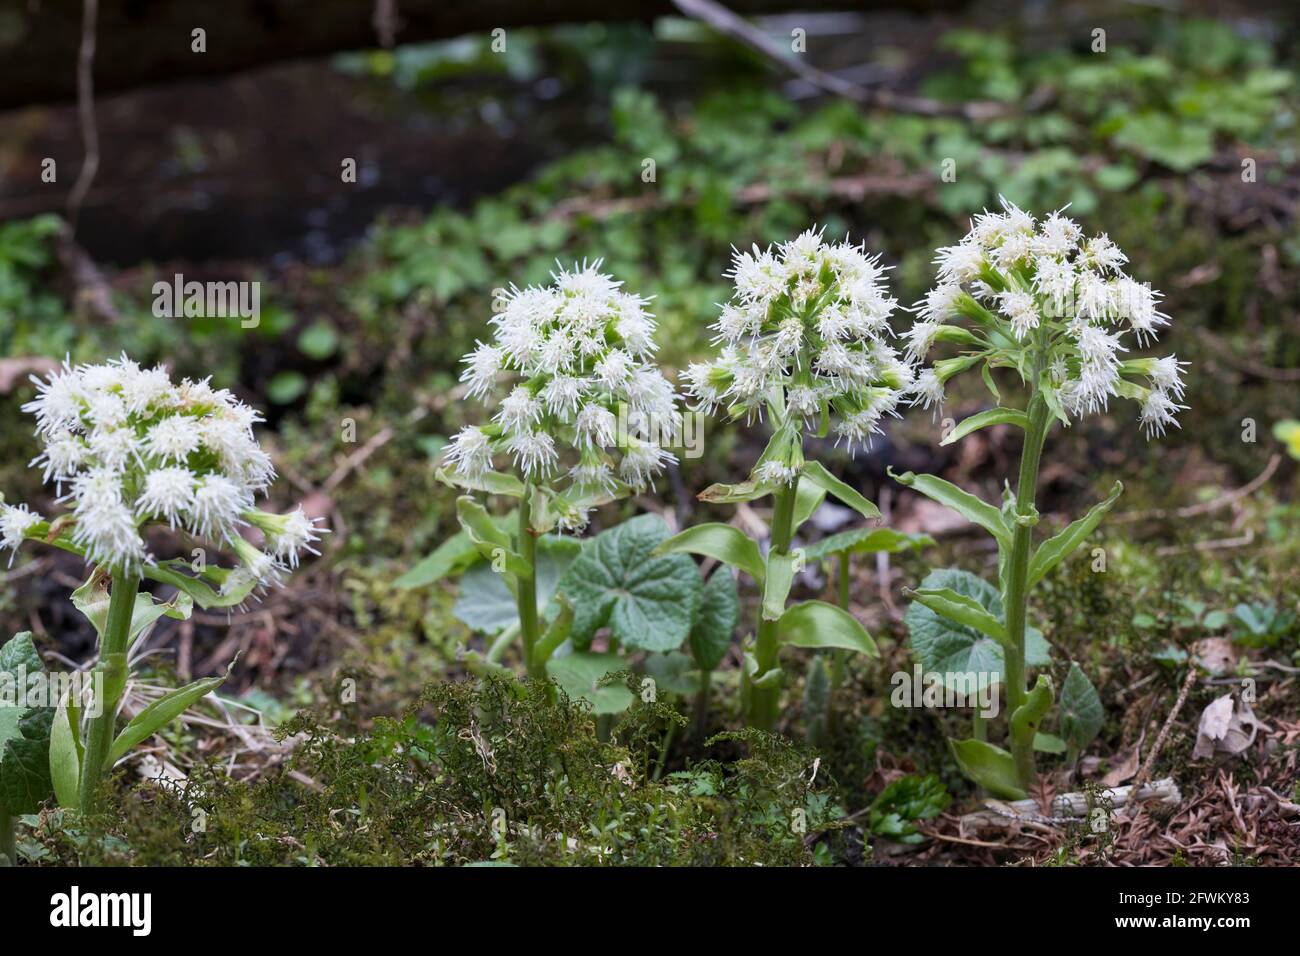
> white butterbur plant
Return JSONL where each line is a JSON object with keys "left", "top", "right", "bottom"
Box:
{"left": 896, "top": 200, "right": 1189, "bottom": 798}
{"left": 437, "top": 263, "right": 680, "bottom": 681}
{"left": 663, "top": 230, "right": 911, "bottom": 730}
{"left": 0, "top": 355, "right": 324, "bottom": 813}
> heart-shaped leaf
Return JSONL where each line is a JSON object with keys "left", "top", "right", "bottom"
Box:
{"left": 557, "top": 514, "right": 701, "bottom": 652}
{"left": 905, "top": 568, "right": 1050, "bottom": 690}
{"left": 1058, "top": 661, "right": 1104, "bottom": 752}
{"left": 0, "top": 632, "right": 55, "bottom": 815}
{"left": 546, "top": 652, "right": 634, "bottom": 715}
{"left": 689, "top": 568, "right": 739, "bottom": 673}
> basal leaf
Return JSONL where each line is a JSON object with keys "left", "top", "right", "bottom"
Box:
{"left": 1058, "top": 661, "right": 1104, "bottom": 753}
{"left": 557, "top": 514, "right": 701, "bottom": 653}
{"left": 949, "top": 738, "right": 1027, "bottom": 799}
{"left": 546, "top": 652, "right": 633, "bottom": 715}
{"left": 689, "top": 568, "right": 739, "bottom": 673}
{"left": 0, "top": 632, "right": 55, "bottom": 814}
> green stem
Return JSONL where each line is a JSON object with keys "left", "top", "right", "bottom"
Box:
{"left": 516, "top": 491, "right": 542, "bottom": 681}
{"left": 1003, "top": 390, "right": 1050, "bottom": 788}
{"left": 78, "top": 569, "right": 141, "bottom": 813}
{"left": 0, "top": 806, "right": 13, "bottom": 865}
{"left": 747, "top": 481, "right": 798, "bottom": 730}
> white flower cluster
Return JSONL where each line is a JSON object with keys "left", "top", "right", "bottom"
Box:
{"left": 908, "top": 198, "right": 1187, "bottom": 438}
{"left": 683, "top": 229, "right": 913, "bottom": 457}
{"left": 2, "top": 355, "right": 324, "bottom": 586}
{"left": 444, "top": 263, "right": 679, "bottom": 515}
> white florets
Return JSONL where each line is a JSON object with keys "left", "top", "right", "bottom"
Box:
{"left": 446, "top": 263, "right": 680, "bottom": 523}
{"left": 908, "top": 198, "right": 1187, "bottom": 439}
{"left": 684, "top": 228, "right": 909, "bottom": 451}
{"left": 6, "top": 355, "right": 324, "bottom": 583}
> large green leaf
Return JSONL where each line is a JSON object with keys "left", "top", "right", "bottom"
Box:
{"left": 557, "top": 514, "right": 701, "bottom": 652}
{"left": 905, "top": 568, "right": 1050, "bottom": 689}
{"left": 778, "top": 600, "right": 877, "bottom": 655}
{"left": 1058, "top": 662, "right": 1104, "bottom": 753}
{"left": 949, "top": 738, "right": 1027, "bottom": 799}
{"left": 545, "top": 652, "right": 633, "bottom": 715}
{"left": 654, "top": 523, "right": 765, "bottom": 583}
{"left": 1027, "top": 481, "right": 1123, "bottom": 587}
{"left": 888, "top": 468, "right": 1010, "bottom": 547}
{"left": 802, "top": 527, "right": 935, "bottom": 563}
{"left": 453, "top": 536, "right": 580, "bottom": 634}
{"left": 0, "top": 633, "right": 54, "bottom": 814}
{"left": 941, "top": 407, "right": 1029, "bottom": 446}
{"left": 800, "top": 461, "right": 880, "bottom": 521}
{"left": 689, "top": 569, "right": 739, "bottom": 673}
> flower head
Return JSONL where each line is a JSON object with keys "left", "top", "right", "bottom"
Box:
{"left": 6, "top": 355, "right": 324, "bottom": 583}
{"left": 684, "top": 229, "right": 910, "bottom": 460}
{"left": 444, "top": 263, "right": 680, "bottom": 529}
{"left": 907, "top": 198, "right": 1187, "bottom": 439}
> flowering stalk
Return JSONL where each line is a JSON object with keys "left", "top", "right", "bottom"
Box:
{"left": 439, "top": 264, "right": 679, "bottom": 679}
{"left": 76, "top": 569, "right": 140, "bottom": 811}
{"left": 900, "top": 200, "right": 1187, "bottom": 796}
{"left": 2, "top": 355, "right": 325, "bottom": 812}
{"left": 662, "top": 229, "right": 905, "bottom": 730}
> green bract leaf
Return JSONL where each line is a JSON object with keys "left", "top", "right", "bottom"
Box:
{"left": 1010, "top": 674, "right": 1055, "bottom": 750}
{"left": 762, "top": 551, "right": 798, "bottom": 622}
{"left": 792, "top": 476, "right": 827, "bottom": 530}
{"left": 395, "top": 521, "right": 501, "bottom": 590}
{"left": 800, "top": 461, "right": 880, "bottom": 521}
{"left": 71, "top": 576, "right": 193, "bottom": 650}
{"left": 1027, "top": 481, "right": 1123, "bottom": 587}
{"left": 654, "top": 523, "right": 765, "bottom": 583}
{"left": 453, "top": 536, "right": 580, "bottom": 635}
{"left": 557, "top": 514, "right": 701, "bottom": 652}
{"left": 435, "top": 466, "right": 525, "bottom": 497}
{"left": 698, "top": 480, "right": 773, "bottom": 504}
{"left": 906, "top": 586, "right": 1008, "bottom": 645}
{"left": 802, "top": 527, "right": 935, "bottom": 563}
{"left": 949, "top": 738, "right": 1027, "bottom": 800}
{"left": 545, "top": 652, "right": 633, "bottom": 715}
{"left": 1058, "top": 662, "right": 1104, "bottom": 753}
{"left": 888, "top": 468, "right": 1010, "bottom": 547}
{"left": 941, "top": 407, "right": 1029, "bottom": 446}
{"left": 0, "top": 633, "right": 55, "bottom": 814}
{"left": 49, "top": 696, "right": 81, "bottom": 810}
{"left": 690, "top": 569, "right": 739, "bottom": 673}
{"left": 905, "top": 568, "right": 1050, "bottom": 689}
{"left": 778, "top": 600, "right": 877, "bottom": 655}
{"left": 107, "top": 667, "right": 232, "bottom": 765}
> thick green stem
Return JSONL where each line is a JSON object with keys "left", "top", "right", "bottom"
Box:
{"left": 1003, "top": 391, "right": 1050, "bottom": 788}
{"left": 78, "top": 570, "right": 141, "bottom": 813}
{"left": 516, "top": 492, "right": 542, "bottom": 680}
{"left": 747, "top": 481, "right": 798, "bottom": 730}
{"left": 0, "top": 806, "right": 13, "bottom": 865}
